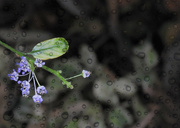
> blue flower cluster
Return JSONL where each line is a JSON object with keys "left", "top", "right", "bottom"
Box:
{"left": 8, "top": 56, "right": 46, "bottom": 104}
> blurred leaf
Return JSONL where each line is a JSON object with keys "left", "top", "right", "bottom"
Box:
{"left": 108, "top": 107, "right": 133, "bottom": 128}
{"left": 30, "top": 37, "right": 69, "bottom": 60}
{"left": 114, "top": 77, "right": 137, "bottom": 97}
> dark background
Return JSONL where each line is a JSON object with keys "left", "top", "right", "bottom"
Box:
{"left": 0, "top": 0, "right": 180, "bottom": 128}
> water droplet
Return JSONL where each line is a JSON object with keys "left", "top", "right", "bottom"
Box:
{"left": 40, "top": 123, "right": 45, "bottom": 128}
{"left": 94, "top": 122, "right": 99, "bottom": 127}
{"left": 3, "top": 111, "right": 14, "bottom": 121}
{"left": 144, "top": 76, "right": 150, "bottom": 82}
{"left": 174, "top": 53, "right": 180, "bottom": 60}
{"left": 22, "top": 31, "right": 27, "bottom": 37}
{"left": 80, "top": 10, "right": 86, "bottom": 15}
{"left": 136, "top": 111, "right": 141, "bottom": 116}
{"left": 107, "top": 80, "right": 113, "bottom": 86}
{"left": 18, "top": 44, "right": 26, "bottom": 52}
{"left": 111, "top": 9, "right": 117, "bottom": 14}
{"left": 79, "top": 22, "right": 84, "bottom": 27}
{"left": 52, "top": 79, "right": 55, "bottom": 83}
{"left": 136, "top": 78, "right": 141, "bottom": 82}
{"left": 3, "top": 49, "right": 11, "bottom": 55}
{"left": 8, "top": 94, "right": 14, "bottom": 99}
{"left": 26, "top": 114, "right": 32, "bottom": 119}
{"left": 94, "top": 84, "right": 99, "bottom": 88}
{"left": 87, "top": 58, "right": 92, "bottom": 64}
{"left": 49, "top": 52, "right": 53, "bottom": 56}
{"left": 37, "top": 33, "right": 41, "bottom": 38}
{"left": 72, "top": 116, "right": 78, "bottom": 122}
{"left": 61, "top": 58, "right": 68, "bottom": 63}
{"left": 168, "top": 78, "right": 176, "bottom": 85}
{"left": 145, "top": 67, "right": 149, "bottom": 71}
{"left": 7, "top": 101, "right": 12, "bottom": 106}
{"left": 50, "top": 86, "right": 54, "bottom": 90}
{"left": 109, "top": 122, "right": 114, "bottom": 127}
{"left": 83, "top": 115, "right": 89, "bottom": 120}
{"left": 82, "top": 104, "right": 86, "bottom": 109}
{"left": 61, "top": 112, "right": 68, "bottom": 119}
{"left": 137, "top": 52, "right": 145, "bottom": 59}
{"left": 126, "top": 85, "right": 131, "bottom": 91}
{"left": 88, "top": 46, "right": 94, "bottom": 52}
{"left": 42, "top": 116, "right": 46, "bottom": 121}
{"left": 14, "top": 57, "right": 21, "bottom": 63}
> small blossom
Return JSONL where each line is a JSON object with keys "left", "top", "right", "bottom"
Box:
{"left": 32, "top": 94, "right": 43, "bottom": 103}
{"left": 21, "top": 88, "right": 30, "bottom": 97}
{"left": 82, "top": 70, "right": 91, "bottom": 78}
{"left": 21, "top": 80, "right": 30, "bottom": 90}
{"left": 8, "top": 69, "right": 19, "bottom": 81}
{"left": 34, "top": 58, "right": 45, "bottom": 67}
{"left": 17, "top": 56, "right": 30, "bottom": 73}
{"left": 37, "top": 86, "right": 47, "bottom": 94}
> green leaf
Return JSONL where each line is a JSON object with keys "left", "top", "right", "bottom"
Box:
{"left": 29, "top": 37, "right": 69, "bottom": 60}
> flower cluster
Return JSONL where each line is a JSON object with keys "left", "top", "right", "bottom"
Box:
{"left": 8, "top": 56, "right": 46, "bottom": 104}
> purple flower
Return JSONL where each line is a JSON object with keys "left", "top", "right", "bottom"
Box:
{"left": 21, "top": 88, "right": 30, "bottom": 97}
{"left": 8, "top": 69, "right": 19, "bottom": 81}
{"left": 21, "top": 80, "right": 30, "bottom": 90}
{"left": 17, "top": 56, "right": 30, "bottom": 74}
{"left": 32, "top": 94, "right": 43, "bottom": 103}
{"left": 37, "top": 86, "right": 47, "bottom": 94}
{"left": 82, "top": 70, "right": 91, "bottom": 78}
{"left": 34, "top": 59, "right": 45, "bottom": 67}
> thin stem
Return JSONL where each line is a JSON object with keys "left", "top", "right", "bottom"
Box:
{"left": 18, "top": 73, "right": 29, "bottom": 77}
{"left": 32, "top": 75, "right": 37, "bottom": 95}
{"left": 65, "top": 74, "right": 82, "bottom": 80}
{"left": 32, "top": 72, "right": 41, "bottom": 87}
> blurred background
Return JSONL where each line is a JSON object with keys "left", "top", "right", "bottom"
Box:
{"left": 0, "top": 0, "right": 180, "bottom": 128}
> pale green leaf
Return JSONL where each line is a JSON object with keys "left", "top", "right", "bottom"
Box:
{"left": 30, "top": 37, "right": 69, "bottom": 60}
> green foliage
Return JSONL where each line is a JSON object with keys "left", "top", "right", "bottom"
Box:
{"left": 30, "top": 37, "right": 69, "bottom": 60}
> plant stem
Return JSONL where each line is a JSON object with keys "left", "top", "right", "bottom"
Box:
{"left": 65, "top": 74, "right": 82, "bottom": 80}
{"left": 0, "top": 40, "right": 73, "bottom": 89}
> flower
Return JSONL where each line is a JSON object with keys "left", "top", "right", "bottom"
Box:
{"left": 8, "top": 69, "right": 19, "bottom": 81}
{"left": 82, "top": 70, "right": 91, "bottom": 78}
{"left": 32, "top": 94, "right": 43, "bottom": 103}
{"left": 21, "top": 80, "right": 30, "bottom": 90}
{"left": 8, "top": 56, "right": 47, "bottom": 103}
{"left": 21, "top": 88, "right": 30, "bottom": 97}
{"left": 17, "top": 56, "right": 30, "bottom": 74}
{"left": 37, "top": 86, "right": 47, "bottom": 94}
{"left": 34, "top": 58, "right": 45, "bottom": 67}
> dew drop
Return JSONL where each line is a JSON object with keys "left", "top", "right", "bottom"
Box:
{"left": 26, "top": 114, "right": 32, "bottom": 119}
{"left": 61, "top": 58, "right": 68, "bottom": 63}
{"left": 126, "top": 85, "right": 131, "bottom": 91}
{"left": 87, "top": 58, "right": 92, "bottom": 64}
{"left": 137, "top": 52, "right": 145, "bottom": 59}
{"left": 3, "top": 111, "right": 14, "bottom": 121}
{"left": 107, "top": 80, "right": 113, "bottom": 86}
{"left": 61, "top": 112, "right": 68, "bottom": 119}
{"left": 18, "top": 44, "right": 26, "bottom": 52}
{"left": 94, "top": 122, "right": 99, "bottom": 127}
{"left": 82, "top": 104, "right": 86, "bottom": 109}
{"left": 174, "top": 53, "right": 180, "bottom": 60}
{"left": 22, "top": 31, "right": 27, "bottom": 37}
{"left": 49, "top": 52, "right": 53, "bottom": 56}
{"left": 72, "top": 116, "right": 78, "bottom": 122}
{"left": 83, "top": 115, "right": 89, "bottom": 120}
{"left": 3, "top": 49, "right": 11, "bottom": 55}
